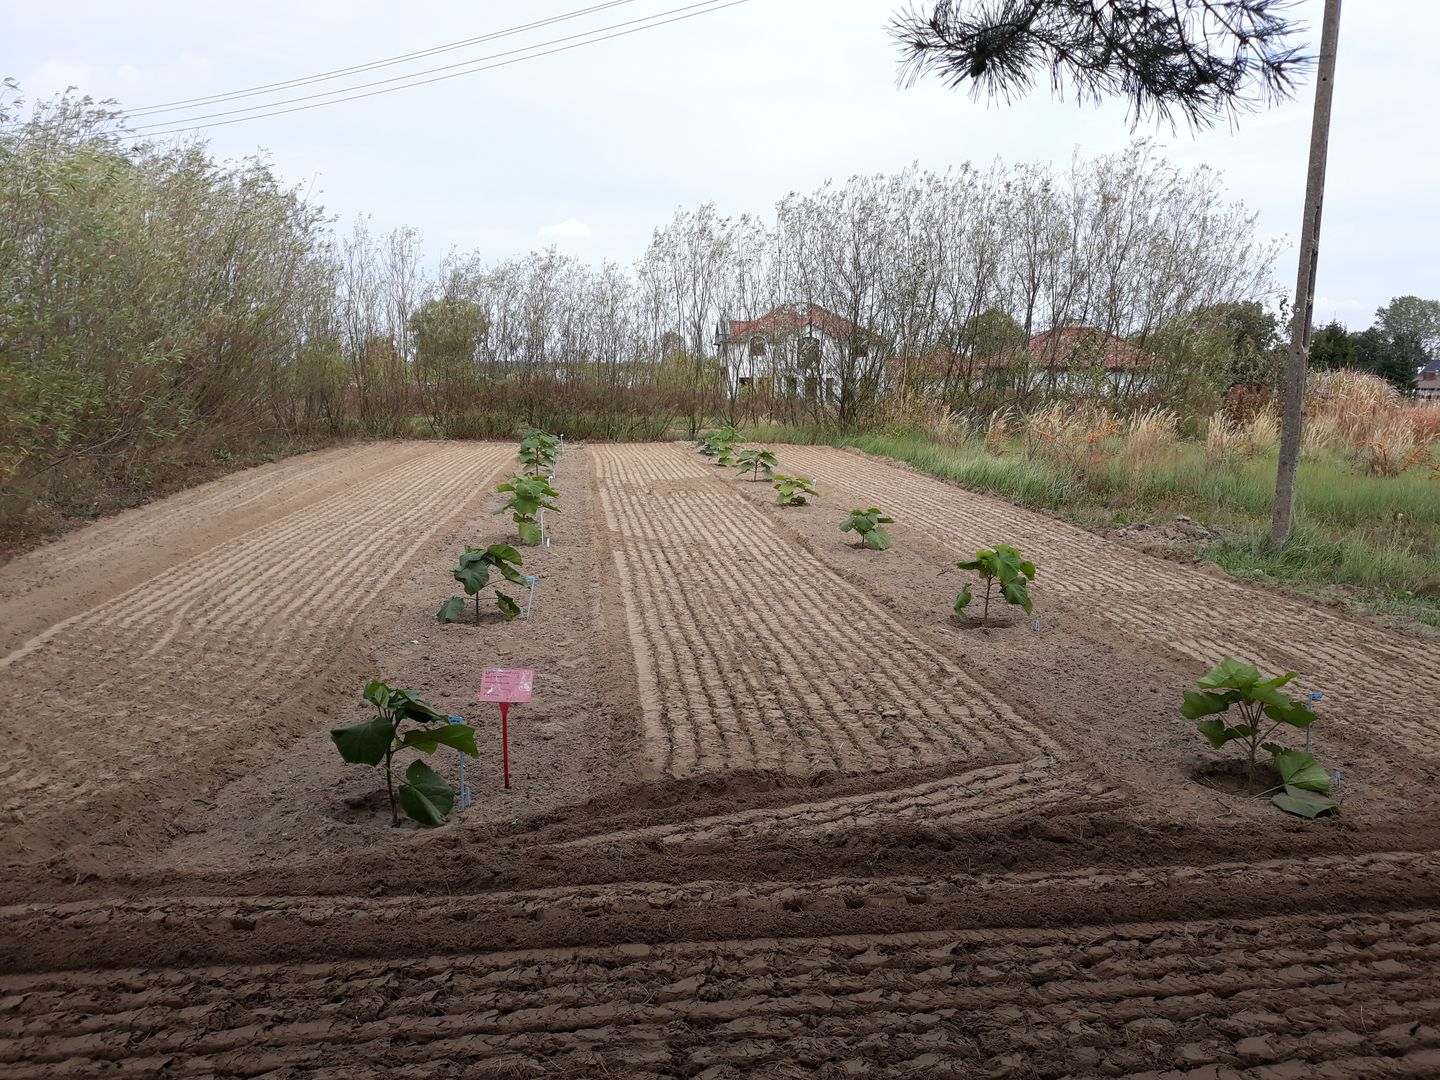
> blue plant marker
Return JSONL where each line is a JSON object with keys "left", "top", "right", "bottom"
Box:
{"left": 1306, "top": 691, "right": 1324, "bottom": 751}
{"left": 447, "top": 716, "right": 471, "bottom": 811}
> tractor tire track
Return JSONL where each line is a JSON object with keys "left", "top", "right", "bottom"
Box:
{"left": 3, "top": 907, "right": 1438, "bottom": 1078}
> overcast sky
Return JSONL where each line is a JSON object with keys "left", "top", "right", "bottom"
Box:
{"left": 6, "top": 0, "right": 1438, "bottom": 327}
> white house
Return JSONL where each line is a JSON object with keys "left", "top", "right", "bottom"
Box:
{"left": 1418, "top": 360, "right": 1440, "bottom": 400}
{"left": 714, "top": 303, "right": 882, "bottom": 401}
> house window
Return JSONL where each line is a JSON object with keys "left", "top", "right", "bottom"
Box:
{"left": 749, "top": 336, "right": 766, "bottom": 357}
{"left": 738, "top": 376, "right": 752, "bottom": 388}
{"left": 798, "top": 339, "right": 821, "bottom": 370}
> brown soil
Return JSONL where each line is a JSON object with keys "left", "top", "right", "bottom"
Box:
{"left": 2, "top": 441, "right": 1437, "bottom": 1077}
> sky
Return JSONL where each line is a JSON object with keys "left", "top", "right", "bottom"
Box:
{"left": 5, "top": 0, "right": 1438, "bottom": 328}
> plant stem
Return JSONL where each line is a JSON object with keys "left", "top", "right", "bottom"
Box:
{"left": 383, "top": 717, "right": 399, "bottom": 826}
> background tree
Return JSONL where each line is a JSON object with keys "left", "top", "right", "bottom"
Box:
{"left": 1307, "top": 319, "right": 1355, "bottom": 371}
{"left": 1374, "top": 296, "right": 1440, "bottom": 365}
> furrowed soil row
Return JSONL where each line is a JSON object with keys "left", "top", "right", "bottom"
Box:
{"left": 6, "top": 850, "right": 1437, "bottom": 975}
{"left": 592, "top": 445, "right": 1057, "bottom": 778}
{"left": 0, "top": 443, "right": 513, "bottom": 852}
{"left": 4, "top": 910, "right": 1438, "bottom": 1078}
{"left": 9, "top": 444, "right": 399, "bottom": 581}
{"left": 562, "top": 756, "right": 1119, "bottom": 850}
{"left": 778, "top": 446, "right": 1440, "bottom": 753}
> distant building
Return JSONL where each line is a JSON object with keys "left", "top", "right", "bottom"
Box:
{"left": 904, "top": 326, "right": 1158, "bottom": 394}
{"left": 1419, "top": 360, "right": 1440, "bottom": 400}
{"left": 986, "top": 326, "right": 1158, "bottom": 393}
{"left": 992, "top": 326, "right": 1155, "bottom": 372}
{"left": 715, "top": 303, "right": 883, "bottom": 401}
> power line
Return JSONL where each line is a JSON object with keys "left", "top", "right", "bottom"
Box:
{"left": 123, "top": 0, "right": 751, "bottom": 139}
{"left": 126, "top": 0, "right": 644, "bottom": 117}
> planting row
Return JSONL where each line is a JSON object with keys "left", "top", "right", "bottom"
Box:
{"left": 699, "top": 429, "right": 1341, "bottom": 819}
{"left": 329, "top": 430, "right": 565, "bottom": 827}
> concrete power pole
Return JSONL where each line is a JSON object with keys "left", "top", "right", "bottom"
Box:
{"left": 1271, "top": 0, "right": 1343, "bottom": 546}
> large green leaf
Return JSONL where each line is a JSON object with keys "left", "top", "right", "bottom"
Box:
{"left": 362, "top": 680, "right": 391, "bottom": 708}
{"left": 517, "top": 520, "right": 541, "bottom": 544}
{"left": 838, "top": 519, "right": 855, "bottom": 533}
{"left": 496, "top": 592, "right": 522, "bottom": 619}
{"left": 486, "top": 543, "right": 522, "bottom": 564}
{"left": 398, "top": 760, "right": 454, "bottom": 826}
{"left": 1196, "top": 657, "right": 1260, "bottom": 692}
{"left": 1271, "top": 785, "right": 1339, "bottom": 819}
{"left": 400, "top": 722, "right": 479, "bottom": 757}
{"left": 330, "top": 715, "right": 394, "bottom": 766}
{"left": 953, "top": 586, "right": 973, "bottom": 614}
{"left": 453, "top": 559, "right": 491, "bottom": 595}
{"left": 1195, "top": 717, "right": 1244, "bottom": 749}
{"left": 495, "top": 562, "right": 528, "bottom": 587}
{"left": 435, "top": 597, "right": 466, "bottom": 624}
{"left": 1268, "top": 748, "right": 1331, "bottom": 792}
{"left": 389, "top": 689, "right": 448, "bottom": 725}
{"left": 866, "top": 527, "right": 892, "bottom": 551}
{"left": 1181, "top": 690, "right": 1239, "bottom": 720}
{"left": 1001, "top": 577, "right": 1034, "bottom": 614}
{"left": 1263, "top": 699, "right": 1319, "bottom": 729}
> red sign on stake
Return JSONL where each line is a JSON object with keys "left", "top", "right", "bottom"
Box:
{"left": 479, "top": 667, "right": 533, "bottom": 703}
{"left": 478, "top": 668, "right": 534, "bottom": 789}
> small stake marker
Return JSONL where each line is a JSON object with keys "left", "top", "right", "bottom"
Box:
{"left": 1306, "top": 691, "right": 1324, "bottom": 751}
{"left": 521, "top": 574, "right": 538, "bottom": 619}
{"left": 447, "top": 715, "right": 472, "bottom": 810}
{"left": 478, "top": 668, "right": 534, "bottom": 790}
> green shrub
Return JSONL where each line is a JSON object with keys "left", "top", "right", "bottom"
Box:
{"left": 952, "top": 545, "right": 1036, "bottom": 624}
{"left": 840, "top": 507, "right": 894, "bottom": 550}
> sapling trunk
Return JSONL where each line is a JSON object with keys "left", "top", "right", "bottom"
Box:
{"left": 383, "top": 737, "right": 399, "bottom": 826}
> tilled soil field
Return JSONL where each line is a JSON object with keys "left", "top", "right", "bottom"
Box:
{"left": 2, "top": 440, "right": 1438, "bottom": 1078}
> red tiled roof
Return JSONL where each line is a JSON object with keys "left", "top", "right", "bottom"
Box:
{"left": 987, "top": 327, "right": 1154, "bottom": 371}
{"left": 725, "top": 304, "right": 880, "bottom": 344}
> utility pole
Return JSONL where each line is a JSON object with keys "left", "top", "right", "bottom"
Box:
{"left": 1271, "top": 0, "right": 1342, "bottom": 546}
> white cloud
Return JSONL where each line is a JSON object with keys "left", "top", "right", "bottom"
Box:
{"left": 537, "top": 217, "right": 592, "bottom": 241}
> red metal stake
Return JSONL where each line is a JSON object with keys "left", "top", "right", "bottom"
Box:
{"left": 500, "top": 701, "right": 510, "bottom": 790}
{"left": 479, "top": 667, "right": 532, "bottom": 792}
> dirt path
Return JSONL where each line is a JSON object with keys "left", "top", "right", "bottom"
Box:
{"left": 2, "top": 441, "right": 1437, "bottom": 1078}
